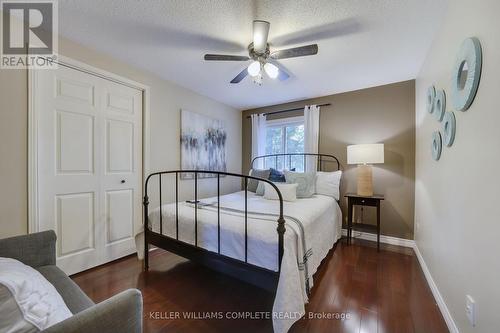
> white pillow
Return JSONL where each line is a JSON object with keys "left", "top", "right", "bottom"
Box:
{"left": 315, "top": 171, "right": 342, "bottom": 200}
{"left": 263, "top": 182, "right": 298, "bottom": 202}
{"left": 0, "top": 285, "right": 38, "bottom": 333}
{"left": 0, "top": 258, "right": 72, "bottom": 331}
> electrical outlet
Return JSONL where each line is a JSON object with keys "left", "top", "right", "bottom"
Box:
{"left": 466, "top": 295, "right": 476, "bottom": 327}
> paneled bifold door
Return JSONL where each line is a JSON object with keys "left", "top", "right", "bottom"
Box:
{"left": 34, "top": 65, "right": 142, "bottom": 275}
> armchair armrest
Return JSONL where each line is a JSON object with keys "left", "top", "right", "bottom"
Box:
{"left": 0, "top": 230, "right": 56, "bottom": 267}
{"left": 43, "top": 289, "right": 143, "bottom": 333}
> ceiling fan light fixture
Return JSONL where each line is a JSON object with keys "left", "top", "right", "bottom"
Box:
{"left": 204, "top": 20, "right": 318, "bottom": 85}
{"left": 248, "top": 61, "right": 261, "bottom": 77}
{"left": 264, "top": 62, "right": 279, "bottom": 79}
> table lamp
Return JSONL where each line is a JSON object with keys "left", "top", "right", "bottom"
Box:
{"left": 347, "top": 144, "right": 384, "bottom": 196}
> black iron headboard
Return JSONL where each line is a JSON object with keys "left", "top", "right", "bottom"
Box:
{"left": 251, "top": 153, "right": 341, "bottom": 172}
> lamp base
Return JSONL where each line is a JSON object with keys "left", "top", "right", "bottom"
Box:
{"left": 357, "top": 165, "right": 373, "bottom": 196}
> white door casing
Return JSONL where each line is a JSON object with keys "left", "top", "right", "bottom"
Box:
{"left": 31, "top": 59, "right": 144, "bottom": 275}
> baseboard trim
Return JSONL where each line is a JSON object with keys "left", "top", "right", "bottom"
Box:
{"left": 413, "top": 245, "right": 459, "bottom": 333}
{"left": 340, "top": 228, "right": 415, "bottom": 248}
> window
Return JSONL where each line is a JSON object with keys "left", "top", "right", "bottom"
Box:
{"left": 264, "top": 117, "right": 305, "bottom": 171}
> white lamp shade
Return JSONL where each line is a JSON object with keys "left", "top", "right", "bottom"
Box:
{"left": 347, "top": 144, "right": 384, "bottom": 165}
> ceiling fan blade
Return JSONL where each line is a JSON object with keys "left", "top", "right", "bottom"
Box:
{"left": 204, "top": 54, "right": 250, "bottom": 61}
{"left": 277, "top": 67, "right": 290, "bottom": 81}
{"left": 230, "top": 68, "right": 249, "bottom": 84}
{"left": 253, "top": 20, "right": 270, "bottom": 53}
{"left": 271, "top": 18, "right": 362, "bottom": 46}
{"left": 270, "top": 44, "right": 318, "bottom": 60}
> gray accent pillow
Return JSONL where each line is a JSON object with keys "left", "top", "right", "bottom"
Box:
{"left": 248, "top": 169, "right": 270, "bottom": 193}
{"left": 284, "top": 170, "right": 316, "bottom": 198}
{"left": 255, "top": 181, "right": 266, "bottom": 196}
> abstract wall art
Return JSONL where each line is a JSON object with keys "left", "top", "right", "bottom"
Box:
{"left": 180, "top": 110, "right": 227, "bottom": 179}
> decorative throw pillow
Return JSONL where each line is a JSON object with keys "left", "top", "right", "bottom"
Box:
{"left": 268, "top": 168, "right": 286, "bottom": 182}
{"left": 284, "top": 170, "right": 316, "bottom": 198}
{"left": 0, "top": 258, "right": 72, "bottom": 331}
{"left": 263, "top": 182, "right": 298, "bottom": 201}
{"left": 248, "top": 169, "right": 271, "bottom": 193}
{"left": 255, "top": 181, "right": 266, "bottom": 196}
{"left": 0, "top": 285, "right": 38, "bottom": 333}
{"left": 315, "top": 171, "right": 342, "bottom": 200}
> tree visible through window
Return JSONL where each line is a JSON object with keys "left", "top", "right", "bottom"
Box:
{"left": 265, "top": 120, "right": 305, "bottom": 171}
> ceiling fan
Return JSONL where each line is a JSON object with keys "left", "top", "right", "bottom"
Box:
{"left": 204, "top": 20, "right": 319, "bottom": 85}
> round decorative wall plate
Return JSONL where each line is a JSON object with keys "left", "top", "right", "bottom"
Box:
{"left": 431, "top": 131, "right": 442, "bottom": 161}
{"left": 433, "top": 89, "right": 446, "bottom": 122}
{"left": 451, "top": 37, "right": 482, "bottom": 111}
{"left": 442, "top": 111, "right": 456, "bottom": 147}
{"left": 427, "top": 85, "right": 436, "bottom": 114}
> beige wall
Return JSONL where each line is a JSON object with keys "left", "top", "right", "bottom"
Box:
{"left": 0, "top": 65, "right": 28, "bottom": 237}
{"left": 415, "top": 0, "right": 500, "bottom": 332}
{"left": 242, "top": 80, "right": 415, "bottom": 239}
{"left": 0, "top": 34, "right": 241, "bottom": 238}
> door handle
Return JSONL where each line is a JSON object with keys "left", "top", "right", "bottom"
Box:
{"left": 121, "top": 180, "right": 126, "bottom": 184}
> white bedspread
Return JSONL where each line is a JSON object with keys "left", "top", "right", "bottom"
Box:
{"left": 135, "top": 191, "right": 341, "bottom": 333}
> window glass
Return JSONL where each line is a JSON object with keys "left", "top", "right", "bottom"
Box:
{"left": 285, "top": 124, "right": 304, "bottom": 153}
{"left": 264, "top": 121, "right": 304, "bottom": 171}
{"left": 265, "top": 127, "right": 283, "bottom": 154}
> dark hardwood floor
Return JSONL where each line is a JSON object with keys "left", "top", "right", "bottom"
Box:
{"left": 71, "top": 238, "right": 448, "bottom": 333}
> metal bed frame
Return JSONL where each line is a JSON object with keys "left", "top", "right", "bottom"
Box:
{"left": 251, "top": 152, "right": 340, "bottom": 172}
{"left": 143, "top": 153, "right": 341, "bottom": 293}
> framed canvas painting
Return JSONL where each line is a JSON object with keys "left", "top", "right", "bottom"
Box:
{"left": 180, "top": 110, "right": 227, "bottom": 179}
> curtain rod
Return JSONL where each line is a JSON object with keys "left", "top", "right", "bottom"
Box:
{"left": 245, "top": 103, "right": 331, "bottom": 119}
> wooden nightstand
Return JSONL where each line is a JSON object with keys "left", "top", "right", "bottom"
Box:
{"left": 345, "top": 193, "right": 384, "bottom": 250}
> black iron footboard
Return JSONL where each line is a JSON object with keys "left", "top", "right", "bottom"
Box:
{"left": 143, "top": 170, "right": 285, "bottom": 292}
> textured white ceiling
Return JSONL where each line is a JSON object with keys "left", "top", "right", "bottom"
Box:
{"left": 58, "top": 0, "right": 447, "bottom": 109}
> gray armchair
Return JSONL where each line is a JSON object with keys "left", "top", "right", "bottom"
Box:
{"left": 0, "top": 231, "right": 143, "bottom": 333}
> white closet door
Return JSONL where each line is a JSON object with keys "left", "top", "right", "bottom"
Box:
{"left": 100, "top": 80, "right": 142, "bottom": 264}
{"left": 35, "top": 64, "right": 142, "bottom": 275}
